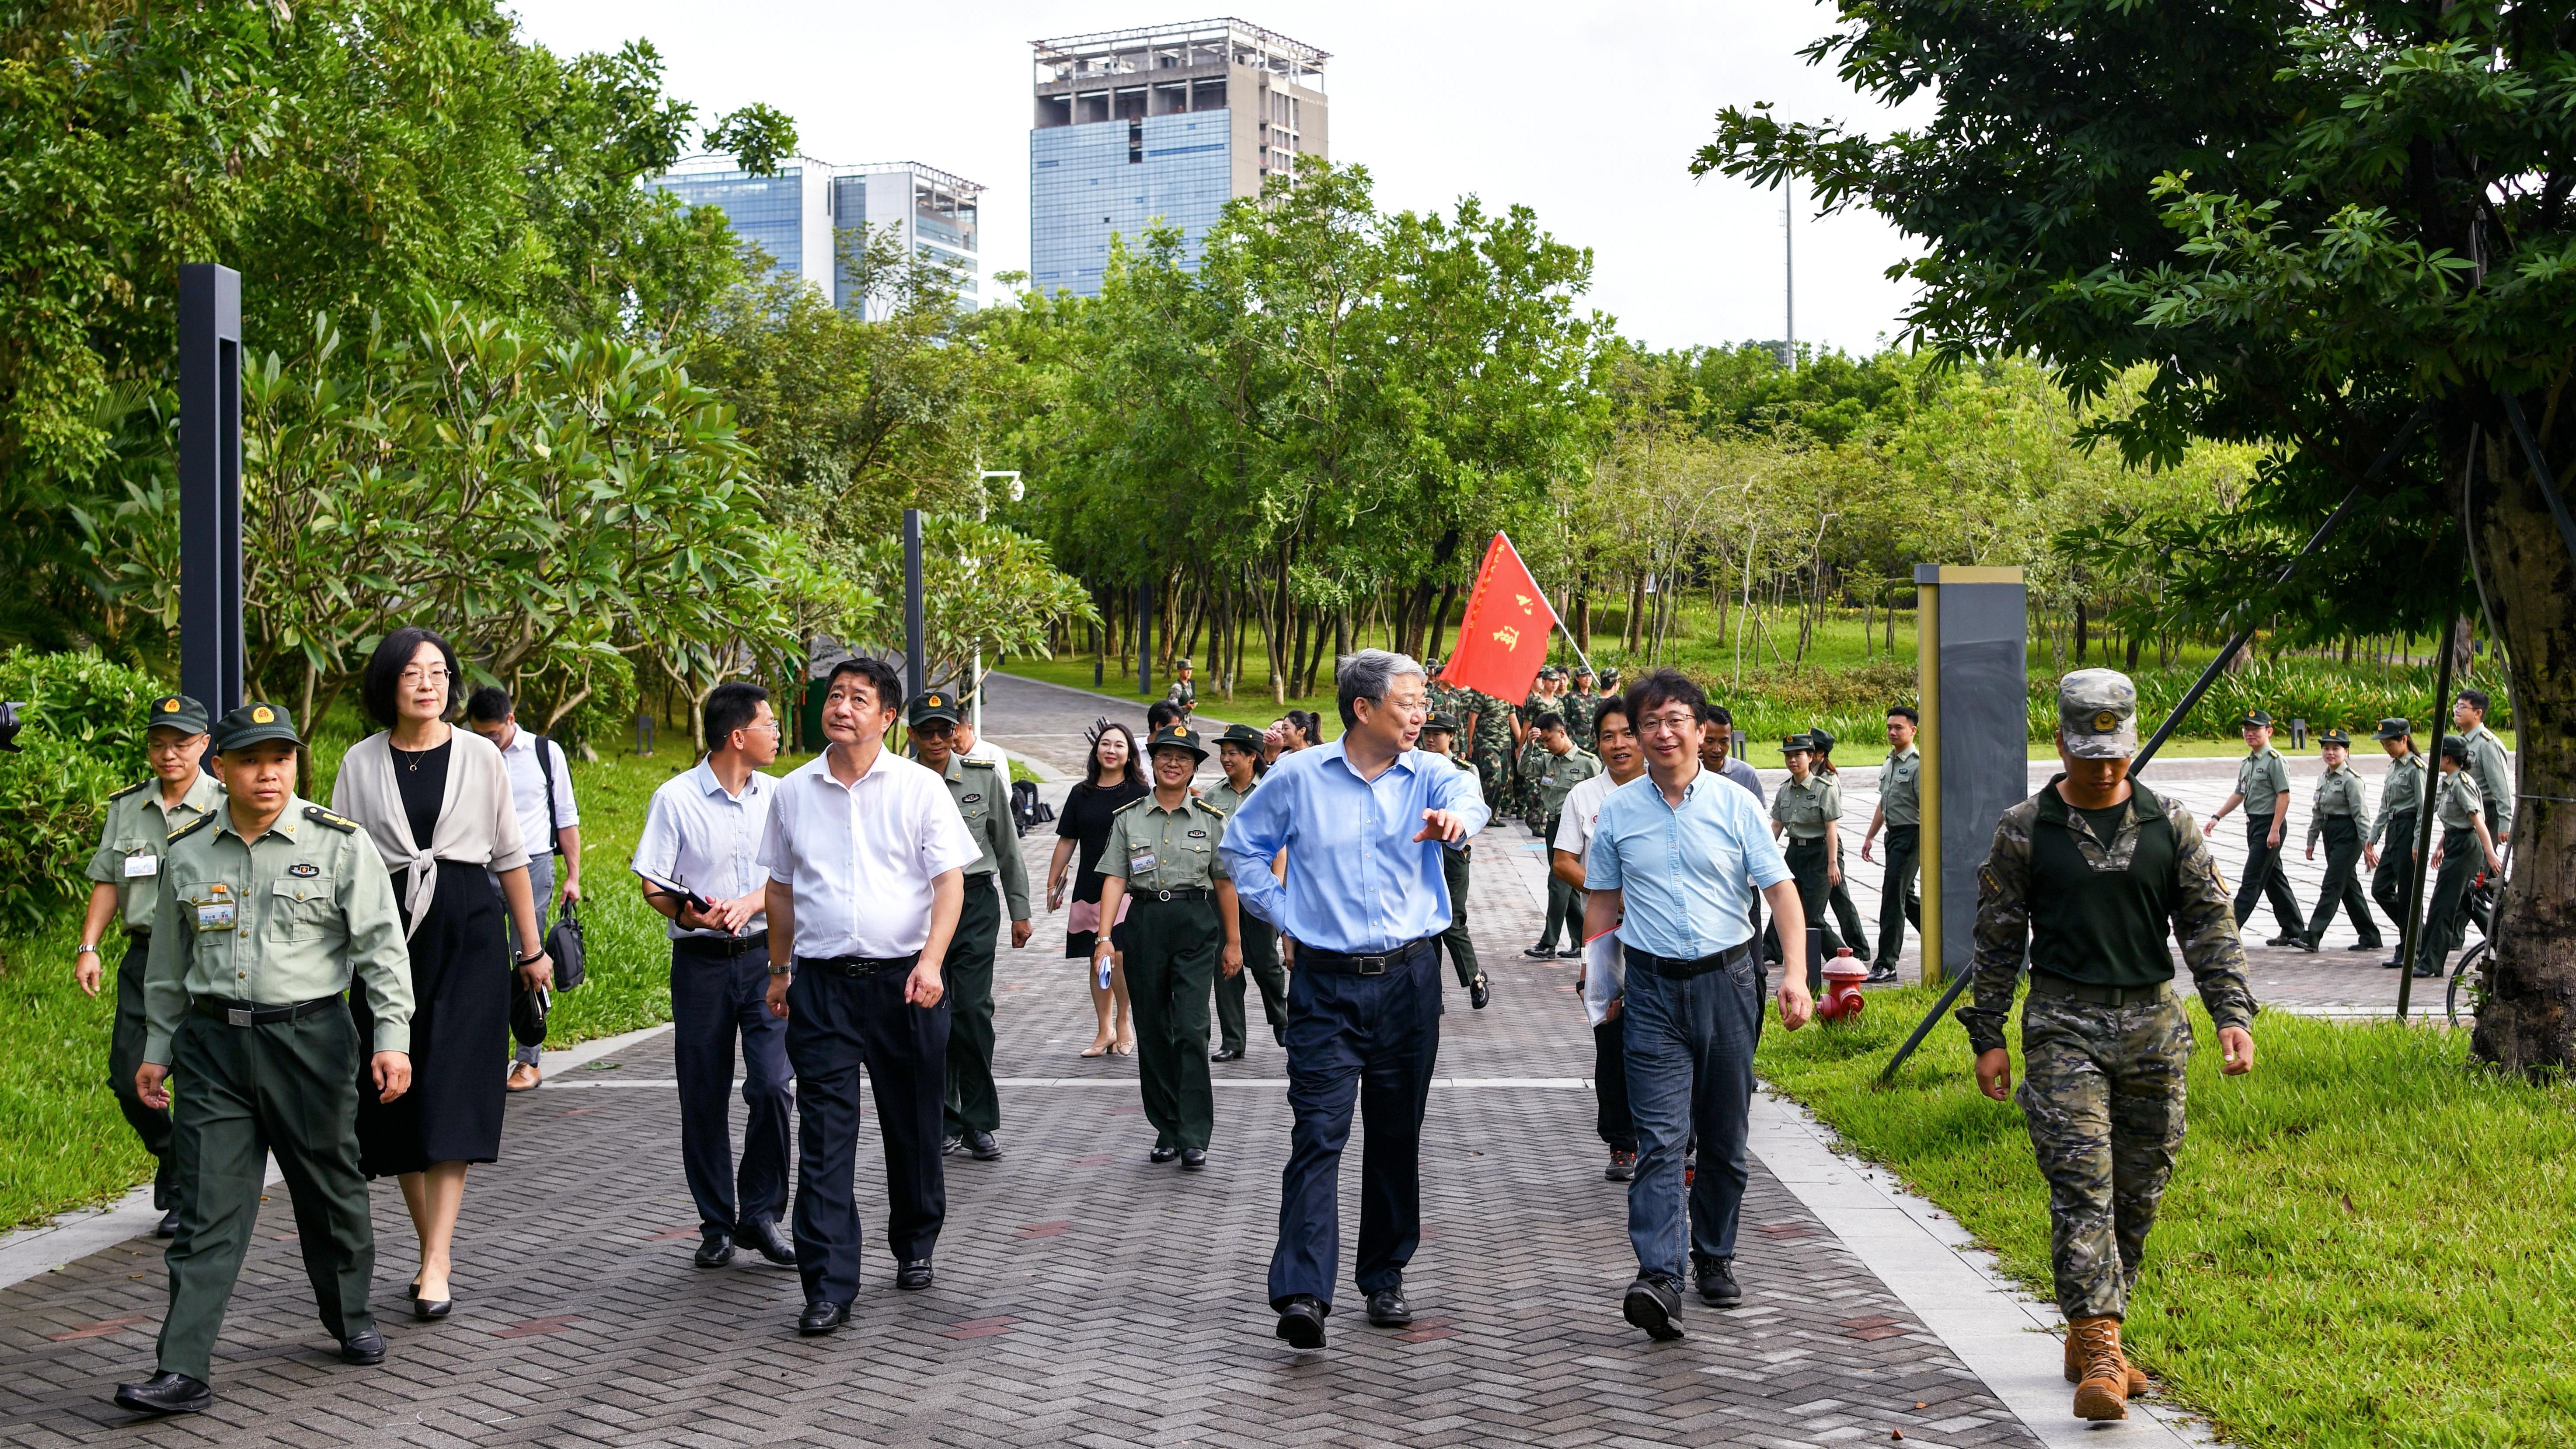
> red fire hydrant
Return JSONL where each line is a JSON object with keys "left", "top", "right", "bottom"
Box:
{"left": 1816, "top": 950, "right": 1870, "bottom": 1023}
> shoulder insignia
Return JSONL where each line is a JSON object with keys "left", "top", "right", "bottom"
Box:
{"left": 962, "top": 758, "right": 999, "bottom": 772}
{"left": 110, "top": 779, "right": 153, "bottom": 800}
{"left": 1110, "top": 795, "right": 1151, "bottom": 816}
{"left": 303, "top": 805, "right": 360, "bottom": 834}
{"left": 1195, "top": 798, "right": 1228, "bottom": 819}
{"left": 166, "top": 812, "right": 219, "bottom": 845}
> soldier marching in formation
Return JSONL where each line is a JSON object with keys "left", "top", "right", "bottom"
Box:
{"left": 2363, "top": 719, "right": 2428, "bottom": 967}
{"left": 2299, "top": 729, "right": 2381, "bottom": 956}
{"left": 1769, "top": 734, "right": 1846, "bottom": 966}
{"left": 2412, "top": 734, "right": 2503, "bottom": 979}
{"left": 1803, "top": 728, "right": 1873, "bottom": 959}
{"left": 2202, "top": 711, "right": 2306, "bottom": 944}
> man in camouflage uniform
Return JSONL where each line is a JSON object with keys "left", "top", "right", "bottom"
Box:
{"left": 1419, "top": 714, "right": 1490, "bottom": 1007}
{"left": 1958, "top": 669, "right": 2257, "bottom": 1424}
{"left": 1562, "top": 667, "right": 1597, "bottom": 749}
{"left": 1468, "top": 686, "right": 1519, "bottom": 817}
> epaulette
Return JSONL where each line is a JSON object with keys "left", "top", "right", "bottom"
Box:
{"left": 166, "top": 812, "right": 219, "bottom": 845}
{"left": 1193, "top": 796, "right": 1228, "bottom": 819}
{"left": 1111, "top": 794, "right": 1152, "bottom": 815}
{"left": 303, "top": 805, "right": 361, "bottom": 834}
{"left": 961, "top": 757, "right": 1000, "bottom": 771}
{"left": 110, "top": 779, "right": 153, "bottom": 800}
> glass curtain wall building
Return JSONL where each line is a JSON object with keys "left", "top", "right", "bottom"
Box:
{"left": 1029, "top": 17, "right": 1329, "bottom": 297}
{"left": 648, "top": 156, "right": 984, "bottom": 318}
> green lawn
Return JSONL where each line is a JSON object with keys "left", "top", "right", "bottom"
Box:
{"left": 0, "top": 744, "right": 814, "bottom": 1229}
{"left": 1756, "top": 987, "right": 2576, "bottom": 1447}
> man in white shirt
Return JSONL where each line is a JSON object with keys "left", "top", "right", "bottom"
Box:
{"left": 955, "top": 715, "right": 1012, "bottom": 779}
{"left": 759, "top": 657, "right": 979, "bottom": 1337}
{"left": 633, "top": 682, "right": 789, "bottom": 1272}
{"left": 463, "top": 688, "right": 582, "bottom": 1092}
{"left": 1550, "top": 695, "right": 1645, "bottom": 1184}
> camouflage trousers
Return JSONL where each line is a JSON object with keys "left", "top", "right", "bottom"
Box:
{"left": 1473, "top": 745, "right": 1514, "bottom": 811}
{"left": 2016, "top": 986, "right": 2190, "bottom": 1322}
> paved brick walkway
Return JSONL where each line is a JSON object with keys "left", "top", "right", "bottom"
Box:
{"left": 0, "top": 801, "right": 2046, "bottom": 1448}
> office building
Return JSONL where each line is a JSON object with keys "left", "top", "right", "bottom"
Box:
{"left": 1029, "top": 17, "right": 1328, "bottom": 297}
{"left": 648, "top": 155, "right": 985, "bottom": 316}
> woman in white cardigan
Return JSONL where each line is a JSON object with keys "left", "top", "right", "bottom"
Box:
{"left": 334, "top": 626, "right": 552, "bottom": 1320}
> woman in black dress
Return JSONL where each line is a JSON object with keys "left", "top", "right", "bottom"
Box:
{"left": 333, "top": 627, "right": 550, "bottom": 1318}
{"left": 1045, "top": 722, "right": 1148, "bottom": 1057}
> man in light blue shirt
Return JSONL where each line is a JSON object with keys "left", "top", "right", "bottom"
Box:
{"left": 1585, "top": 668, "right": 1812, "bottom": 1341}
{"left": 1219, "top": 649, "right": 1487, "bottom": 1350}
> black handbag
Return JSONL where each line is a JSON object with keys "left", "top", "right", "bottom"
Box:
{"left": 510, "top": 980, "right": 549, "bottom": 1048}
{"left": 548, "top": 897, "right": 587, "bottom": 991}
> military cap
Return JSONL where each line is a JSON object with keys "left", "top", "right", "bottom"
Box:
{"left": 1176, "top": 657, "right": 1194, "bottom": 670}
{"left": 1597, "top": 669, "right": 1620, "bottom": 689}
{"left": 213, "top": 701, "right": 303, "bottom": 751}
{"left": 2373, "top": 717, "right": 2412, "bottom": 742}
{"left": 1213, "top": 722, "right": 1266, "bottom": 752}
{"left": 1147, "top": 724, "right": 1207, "bottom": 762}
{"left": 145, "top": 693, "right": 211, "bottom": 736}
{"left": 2239, "top": 709, "right": 2276, "bottom": 729}
{"left": 906, "top": 691, "right": 962, "bottom": 728}
{"left": 1422, "top": 713, "right": 1461, "bottom": 735}
{"left": 2318, "top": 727, "right": 2351, "bottom": 747}
{"left": 1572, "top": 664, "right": 1594, "bottom": 680}
{"left": 1809, "top": 725, "right": 1838, "bottom": 755}
{"left": 2438, "top": 732, "right": 2471, "bottom": 763}
{"left": 1780, "top": 732, "right": 1817, "bottom": 754}
{"left": 2058, "top": 668, "right": 2139, "bottom": 759}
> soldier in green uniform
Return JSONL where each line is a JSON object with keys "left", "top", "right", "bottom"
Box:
{"left": 2451, "top": 687, "right": 2512, "bottom": 846}
{"left": 2413, "top": 736, "right": 2503, "bottom": 979}
{"left": 1805, "top": 727, "right": 1874, "bottom": 957}
{"left": 77, "top": 694, "right": 225, "bottom": 1237}
{"left": 1521, "top": 712, "right": 1601, "bottom": 960}
{"left": 1769, "top": 734, "right": 1847, "bottom": 973}
{"left": 2201, "top": 710, "right": 2304, "bottom": 944}
{"left": 1205, "top": 723, "right": 1289, "bottom": 1057}
{"left": 908, "top": 691, "right": 1030, "bottom": 1162}
{"left": 1958, "top": 669, "right": 2257, "bottom": 1424}
{"left": 1563, "top": 666, "right": 1597, "bottom": 749}
{"left": 2297, "top": 730, "right": 2381, "bottom": 955}
{"left": 1468, "top": 685, "right": 1517, "bottom": 817}
{"left": 1094, "top": 726, "right": 1244, "bottom": 1168}
{"left": 1167, "top": 658, "right": 1198, "bottom": 721}
{"left": 114, "top": 703, "right": 415, "bottom": 1417}
{"left": 1418, "top": 713, "right": 1491, "bottom": 1008}
{"left": 1858, "top": 706, "right": 1921, "bottom": 982}
{"left": 2362, "top": 719, "right": 2427, "bottom": 967}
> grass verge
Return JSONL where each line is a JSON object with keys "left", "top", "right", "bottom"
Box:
{"left": 1755, "top": 985, "right": 2576, "bottom": 1447}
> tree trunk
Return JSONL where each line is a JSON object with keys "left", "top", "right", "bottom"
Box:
{"left": 2125, "top": 633, "right": 2142, "bottom": 671}
{"left": 2074, "top": 598, "right": 2089, "bottom": 662}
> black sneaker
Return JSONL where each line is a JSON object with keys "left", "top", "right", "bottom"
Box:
{"left": 1621, "top": 1274, "right": 1684, "bottom": 1341}
{"left": 964, "top": 1129, "right": 1002, "bottom": 1161}
{"left": 1604, "top": 1149, "right": 1636, "bottom": 1183}
{"left": 941, "top": 1135, "right": 964, "bottom": 1156}
{"left": 1694, "top": 1256, "right": 1742, "bottom": 1307}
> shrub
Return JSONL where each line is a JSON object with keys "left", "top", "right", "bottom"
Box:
{"left": 0, "top": 649, "right": 171, "bottom": 935}
{"left": 2029, "top": 658, "right": 2489, "bottom": 744}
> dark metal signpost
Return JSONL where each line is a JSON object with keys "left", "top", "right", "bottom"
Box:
{"left": 179, "top": 264, "right": 245, "bottom": 719}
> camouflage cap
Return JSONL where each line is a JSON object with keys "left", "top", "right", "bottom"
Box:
{"left": 2058, "top": 668, "right": 2138, "bottom": 759}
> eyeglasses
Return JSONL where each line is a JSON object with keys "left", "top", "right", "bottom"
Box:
{"left": 1638, "top": 711, "right": 1699, "bottom": 735}
{"left": 397, "top": 667, "right": 453, "bottom": 685}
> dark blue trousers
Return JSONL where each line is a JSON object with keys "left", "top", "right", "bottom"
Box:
{"left": 1621, "top": 946, "right": 1763, "bottom": 1283}
{"left": 671, "top": 934, "right": 791, "bottom": 1238}
{"left": 787, "top": 961, "right": 948, "bottom": 1306}
{"left": 1267, "top": 937, "right": 1443, "bottom": 1310}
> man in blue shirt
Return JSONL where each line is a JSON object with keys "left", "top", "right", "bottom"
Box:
{"left": 1585, "top": 668, "right": 1813, "bottom": 1341}
{"left": 1219, "top": 649, "right": 1488, "bottom": 1351}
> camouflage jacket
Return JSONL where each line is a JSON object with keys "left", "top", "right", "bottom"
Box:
{"left": 1468, "top": 691, "right": 1516, "bottom": 759}
{"left": 1956, "top": 778, "right": 2256, "bottom": 1056}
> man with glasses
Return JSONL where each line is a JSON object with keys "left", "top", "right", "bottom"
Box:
{"left": 1219, "top": 649, "right": 1488, "bottom": 1351}
{"left": 1585, "top": 668, "right": 1813, "bottom": 1340}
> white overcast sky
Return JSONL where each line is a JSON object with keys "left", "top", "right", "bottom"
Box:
{"left": 506, "top": 0, "right": 1929, "bottom": 355}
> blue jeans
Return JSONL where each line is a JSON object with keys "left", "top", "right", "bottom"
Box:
{"left": 1621, "top": 946, "right": 1763, "bottom": 1285}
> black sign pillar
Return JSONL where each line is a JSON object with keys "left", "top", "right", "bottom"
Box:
{"left": 179, "top": 264, "right": 244, "bottom": 717}
{"left": 1136, "top": 582, "right": 1153, "bottom": 699}
{"left": 903, "top": 509, "right": 926, "bottom": 699}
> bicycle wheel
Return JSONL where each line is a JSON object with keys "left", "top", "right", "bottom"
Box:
{"left": 2447, "top": 941, "right": 2492, "bottom": 1029}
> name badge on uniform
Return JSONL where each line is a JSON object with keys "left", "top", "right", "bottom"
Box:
{"left": 124, "top": 853, "right": 158, "bottom": 878}
{"left": 962, "top": 792, "right": 982, "bottom": 805}
{"left": 1129, "top": 850, "right": 1158, "bottom": 875}
{"left": 195, "top": 900, "right": 237, "bottom": 932}
{"left": 1186, "top": 829, "right": 1208, "bottom": 839}
{"left": 288, "top": 862, "right": 320, "bottom": 877}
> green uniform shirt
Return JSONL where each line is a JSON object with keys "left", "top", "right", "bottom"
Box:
{"left": 941, "top": 755, "right": 1029, "bottom": 920}
{"left": 2369, "top": 752, "right": 2426, "bottom": 847}
{"left": 1532, "top": 746, "right": 1601, "bottom": 821}
{"left": 1878, "top": 745, "right": 1921, "bottom": 828}
{"left": 86, "top": 772, "right": 227, "bottom": 933}
{"left": 2237, "top": 746, "right": 2291, "bottom": 818}
{"left": 2435, "top": 768, "right": 2485, "bottom": 832}
{"left": 2307, "top": 763, "right": 2369, "bottom": 849}
{"left": 1099, "top": 792, "right": 1233, "bottom": 894}
{"left": 142, "top": 797, "right": 415, "bottom": 1065}
{"left": 1772, "top": 773, "right": 1842, "bottom": 841}
{"left": 2462, "top": 723, "right": 2513, "bottom": 837}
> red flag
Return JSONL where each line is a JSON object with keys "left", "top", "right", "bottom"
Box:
{"left": 1440, "top": 533, "right": 1557, "bottom": 701}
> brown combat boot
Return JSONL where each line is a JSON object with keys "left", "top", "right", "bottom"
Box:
{"left": 2067, "top": 1316, "right": 2131, "bottom": 1420}
{"left": 2064, "top": 1323, "right": 2151, "bottom": 1396}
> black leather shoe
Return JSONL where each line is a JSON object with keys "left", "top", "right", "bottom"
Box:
{"left": 1522, "top": 943, "right": 1556, "bottom": 959}
{"left": 1210, "top": 1045, "right": 1245, "bottom": 1062}
{"left": 2295, "top": 936, "right": 2321, "bottom": 953}
{"left": 896, "top": 1258, "right": 934, "bottom": 1290}
{"left": 2265, "top": 933, "right": 2299, "bottom": 947}
{"left": 1622, "top": 1274, "right": 1684, "bottom": 1341}
{"left": 340, "top": 1327, "right": 386, "bottom": 1365}
{"left": 941, "top": 1135, "right": 964, "bottom": 1156}
{"left": 154, "top": 1208, "right": 180, "bottom": 1239}
{"left": 1470, "top": 974, "right": 1492, "bottom": 1009}
{"left": 1275, "top": 1296, "right": 1327, "bottom": 1349}
{"left": 1365, "top": 1286, "right": 1412, "bottom": 1327}
{"left": 1694, "top": 1257, "right": 1743, "bottom": 1308}
{"left": 2347, "top": 943, "right": 2382, "bottom": 952}
{"left": 694, "top": 1230, "right": 736, "bottom": 1268}
{"left": 965, "top": 1129, "right": 1002, "bottom": 1161}
{"left": 2381, "top": 957, "right": 2404, "bottom": 969}
{"left": 1557, "top": 946, "right": 1584, "bottom": 960}
{"left": 1180, "top": 1148, "right": 1207, "bottom": 1170}
{"left": 797, "top": 1299, "right": 851, "bottom": 1336}
{"left": 114, "top": 1372, "right": 211, "bottom": 1415}
{"left": 1149, "top": 1145, "right": 1180, "bottom": 1164}
{"left": 2413, "top": 964, "right": 2444, "bottom": 978}
{"left": 736, "top": 1219, "right": 795, "bottom": 1267}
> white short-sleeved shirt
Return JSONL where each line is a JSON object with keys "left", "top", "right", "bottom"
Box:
{"left": 758, "top": 743, "right": 980, "bottom": 960}
{"left": 961, "top": 734, "right": 1011, "bottom": 778}
{"left": 494, "top": 726, "right": 581, "bottom": 858}
{"left": 634, "top": 760, "right": 775, "bottom": 939}
{"left": 1551, "top": 769, "right": 1628, "bottom": 871}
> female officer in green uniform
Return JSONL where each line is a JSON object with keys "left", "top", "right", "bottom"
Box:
{"left": 1769, "top": 733, "right": 1846, "bottom": 973}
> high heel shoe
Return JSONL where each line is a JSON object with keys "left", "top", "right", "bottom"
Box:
{"left": 1081, "top": 1039, "right": 1112, "bottom": 1058}
{"left": 1111, "top": 1037, "right": 1137, "bottom": 1056}
{"left": 412, "top": 1295, "right": 452, "bottom": 1320}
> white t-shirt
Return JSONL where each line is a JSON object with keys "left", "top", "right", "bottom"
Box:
{"left": 961, "top": 734, "right": 1011, "bottom": 779}
{"left": 758, "top": 743, "right": 980, "bottom": 960}
{"left": 1552, "top": 769, "right": 1628, "bottom": 871}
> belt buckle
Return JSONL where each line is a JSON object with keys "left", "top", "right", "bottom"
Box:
{"left": 1357, "top": 955, "right": 1386, "bottom": 976}
{"left": 226, "top": 1007, "right": 252, "bottom": 1027}
{"left": 1155, "top": 888, "right": 1174, "bottom": 903}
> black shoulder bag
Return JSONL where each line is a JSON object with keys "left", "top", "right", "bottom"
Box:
{"left": 535, "top": 734, "right": 587, "bottom": 990}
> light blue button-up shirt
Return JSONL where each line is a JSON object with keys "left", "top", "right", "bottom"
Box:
{"left": 1586, "top": 767, "right": 1790, "bottom": 960}
{"left": 1217, "top": 740, "right": 1490, "bottom": 954}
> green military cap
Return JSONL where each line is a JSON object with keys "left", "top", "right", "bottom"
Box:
{"left": 1781, "top": 732, "right": 1817, "bottom": 754}
{"left": 1176, "top": 657, "right": 1193, "bottom": 670}
{"left": 906, "top": 690, "right": 962, "bottom": 728}
{"left": 1572, "top": 664, "right": 1594, "bottom": 680}
{"left": 2318, "top": 727, "right": 2351, "bottom": 746}
{"left": 1597, "top": 669, "right": 1619, "bottom": 688}
{"left": 1147, "top": 724, "right": 1207, "bottom": 762}
{"left": 146, "top": 693, "right": 212, "bottom": 735}
{"left": 1423, "top": 713, "right": 1461, "bottom": 735}
{"left": 1213, "top": 722, "right": 1265, "bottom": 752}
{"left": 2438, "top": 732, "right": 2471, "bottom": 762}
{"left": 2239, "top": 709, "right": 2276, "bottom": 728}
{"left": 213, "top": 701, "right": 302, "bottom": 751}
{"left": 2373, "top": 717, "right": 2412, "bottom": 742}
{"left": 2058, "top": 668, "right": 2138, "bottom": 759}
{"left": 1809, "top": 725, "right": 1838, "bottom": 754}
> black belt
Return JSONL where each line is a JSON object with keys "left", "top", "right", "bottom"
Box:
{"left": 1132, "top": 886, "right": 1214, "bottom": 903}
{"left": 1296, "top": 937, "right": 1433, "bottom": 976}
{"left": 2029, "top": 972, "right": 2171, "bottom": 1008}
{"left": 676, "top": 931, "right": 769, "bottom": 957}
{"left": 193, "top": 995, "right": 341, "bottom": 1027}
{"left": 796, "top": 953, "right": 920, "bottom": 978}
{"left": 1628, "top": 942, "right": 1755, "bottom": 980}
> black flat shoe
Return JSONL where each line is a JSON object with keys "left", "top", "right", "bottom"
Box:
{"left": 1622, "top": 1275, "right": 1684, "bottom": 1341}
{"left": 1694, "top": 1257, "right": 1743, "bottom": 1308}
{"left": 736, "top": 1219, "right": 795, "bottom": 1267}
{"left": 798, "top": 1299, "right": 851, "bottom": 1337}
{"left": 1210, "top": 1045, "right": 1245, "bottom": 1062}
{"left": 1275, "top": 1296, "right": 1327, "bottom": 1349}
{"left": 1365, "top": 1286, "right": 1412, "bottom": 1327}
{"left": 1521, "top": 944, "right": 1556, "bottom": 959}
{"left": 1180, "top": 1148, "right": 1207, "bottom": 1170}
{"left": 896, "top": 1258, "right": 934, "bottom": 1291}
{"left": 694, "top": 1231, "right": 736, "bottom": 1269}
{"left": 154, "top": 1209, "right": 180, "bottom": 1239}
{"left": 1149, "top": 1145, "right": 1180, "bottom": 1164}
{"left": 1557, "top": 947, "right": 1584, "bottom": 960}
{"left": 114, "top": 1372, "right": 211, "bottom": 1415}
{"left": 341, "top": 1327, "right": 386, "bottom": 1365}
{"left": 1470, "top": 974, "right": 1491, "bottom": 1010}
{"left": 411, "top": 1296, "right": 451, "bottom": 1321}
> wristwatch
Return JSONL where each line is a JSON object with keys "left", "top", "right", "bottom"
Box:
{"left": 767, "top": 960, "right": 792, "bottom": 977}
{"left": 76, "top": 943, "right": 100, "bottom": 956}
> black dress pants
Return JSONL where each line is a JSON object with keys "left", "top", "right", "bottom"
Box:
{"left": 110, "top": 937, "right": 176, "bottom": 1208}
{"left": 941, "top": 878, "right": 1003, "bottom": 1138}
{"left": 787, "top": 960, "right": 948, "bottom": 1306}
{"left": 2370, "top": 814, "right": 2416, "bottom": 947}
{"left": 2232, "top": 814, "right": 2304, "bottom": 936}
{"left": 2302, "top": 816, "right": 2381, "bottom": 948}
{"left": 671, "top": 934, "right": 790, "bottom": 1237}
{"left": 1873, "top": 825, "right": 1921, "bottom": 970}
